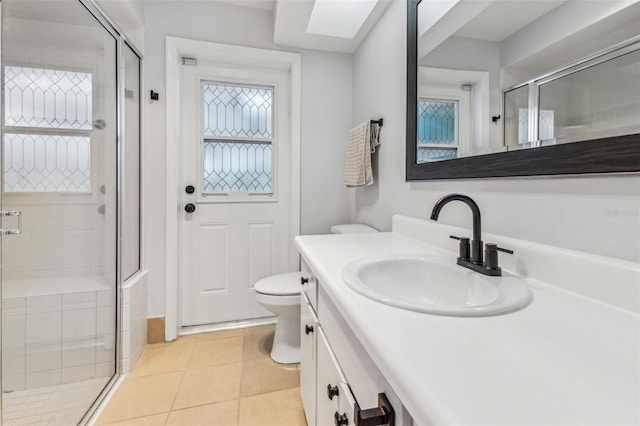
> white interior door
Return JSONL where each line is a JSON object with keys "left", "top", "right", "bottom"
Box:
{"left": 180, "top": 60, "right": 296, "bottom": 326}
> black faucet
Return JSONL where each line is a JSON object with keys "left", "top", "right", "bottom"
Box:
{"left": 430, "top": 193, "right": 513, "bottom": 276}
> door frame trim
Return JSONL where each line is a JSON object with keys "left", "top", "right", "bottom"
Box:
{"left": 164, "top": 37, "right": 301, "bottom": 341}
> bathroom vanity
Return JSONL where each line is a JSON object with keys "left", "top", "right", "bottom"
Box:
{"left": 299, "top": 260, "right": 407, "bottom": 426}
{"left": 296, "top": 215, "right": 639, "bottom": 425}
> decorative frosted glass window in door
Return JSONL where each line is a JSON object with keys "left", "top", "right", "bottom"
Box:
{"left": 3, "top": 66, "right": 92, "bottom": 193}
{"left": 417, "top": 99, "right": 458, "bottom": 163}
{"left": 202, "top": 82, "right": 273, "bottom": 193}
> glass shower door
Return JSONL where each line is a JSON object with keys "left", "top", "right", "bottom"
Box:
{"left": 1, "top": 0, "right": 118, "bottom": 423}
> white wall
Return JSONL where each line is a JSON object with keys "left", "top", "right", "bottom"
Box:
{"left": 143, "top": 1, "right": 352, "bottom": 317}
{"left": 351, "top": 0, "right": 640, "bottom": 263}
{"left": 301, "top": 51, "right": 353, "bottom": 235}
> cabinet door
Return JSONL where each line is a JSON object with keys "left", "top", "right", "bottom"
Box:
{"left": 300, "top": 293, "right": 318, "bottom": 426}
{"left": 301, "top": 259, "right": 318, "bottom": 311}
{"left": 337, "top": 382, "right": 357, "bottom": 426}
{"left": 317, "top": 328, "right": 343, "bottom": 426}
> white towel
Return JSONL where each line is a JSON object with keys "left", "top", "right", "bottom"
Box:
{"left": 344, "top": 121, "right": 381, "bottom": 187}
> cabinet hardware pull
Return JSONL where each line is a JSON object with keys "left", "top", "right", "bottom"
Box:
{"left": 300, "top": 276, "right": 309, "bottom": 285}
{"left": 354, "top": 393, "right": 395, "bottom": 426}
{"left": 327, "top": 384, "right": 339, "bottom": 400}
{"left": 334, "top": 411, "right": 349, "bottom": 426}
{"left": 305, "top": 324, "right": 314, "bottom": 335}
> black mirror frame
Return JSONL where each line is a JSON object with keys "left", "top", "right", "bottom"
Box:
{"left": 406, "top": 0, "right": 640, "bottom": 181}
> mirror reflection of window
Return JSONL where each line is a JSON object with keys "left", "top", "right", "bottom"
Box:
{"left": 417, "top": 99, "right": 458, "bottom": 162}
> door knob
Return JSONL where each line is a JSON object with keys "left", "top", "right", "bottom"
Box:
{"left": 305, "top": 324, "right": 314, "bottom": 335}
{"left": 184, "top": 203, "right": 196, "bottom": 213}
{"left": 185, "top": 185, "right": 195, "bottom": 194}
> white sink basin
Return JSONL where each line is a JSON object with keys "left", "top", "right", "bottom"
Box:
{"left": 341, "top": 254, "right": 533, "bottom": 316}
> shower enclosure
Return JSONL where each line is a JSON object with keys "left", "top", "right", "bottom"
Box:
{"left": 0, "top": 0, "right": 141, "bottom": 423}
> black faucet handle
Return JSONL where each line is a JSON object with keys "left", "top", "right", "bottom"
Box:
{"left": 486, "top": 243, "right": 514, "bottom": 255}
{"left": 450, "top": 235, "right": 470, "bottom": 261}
{"left": 484, "top": 243, "right": 513, "bottom": 270}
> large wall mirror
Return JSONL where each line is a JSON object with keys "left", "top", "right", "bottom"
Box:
{"left": 406, "top": 0, "right": 640, "bottom": 180}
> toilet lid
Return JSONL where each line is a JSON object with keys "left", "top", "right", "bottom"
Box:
{"left": 254, "top": 272, "right": 303, "bottom": 296}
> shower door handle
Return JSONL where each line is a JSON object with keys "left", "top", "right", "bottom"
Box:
{"left": 0, "top": 210, "right": 22, "bottom": 235}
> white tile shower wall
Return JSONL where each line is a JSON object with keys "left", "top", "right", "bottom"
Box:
{"left": 0, "top": 201, "right": 115, "bottom": 281}
{"left": 120, "top": 271, "right": 148, "bottom": 374}
{"left": 1, "top": 289, "right": 115, "bottom": 392}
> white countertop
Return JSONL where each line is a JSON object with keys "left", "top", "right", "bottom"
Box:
{"left": 295, "top": 228, "right": 640, "bottom": 425}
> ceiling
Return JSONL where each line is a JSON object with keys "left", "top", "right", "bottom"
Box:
{"left": 7, "top": 0, "right": 390, "bottom": 55}
{"left": 454, "top": 0, "right": 566, "bottom": 41}
{"left": 180, "top": 0, "right": 391, "bottom": 53}
{"left": 216, "top": 0, "right": 274, "bottom": 11}
{"left": 273, "top": 0, "right": 391, "bottom": 53}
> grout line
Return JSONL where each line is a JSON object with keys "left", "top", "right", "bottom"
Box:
{"left": 99, "top": 410, "right": 171, "bottom": 426}
{"left": 168, "top": 338, "right": 198, "bottom": 415}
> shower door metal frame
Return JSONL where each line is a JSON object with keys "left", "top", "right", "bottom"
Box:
{"left": 78, "top": 0, "right": 144, "bottom": 423}
{"left": 0, "top": 0, "right": 143, "bottom": 423}
{"left": 0, "top": 1, "right": 4, "bottom": 419}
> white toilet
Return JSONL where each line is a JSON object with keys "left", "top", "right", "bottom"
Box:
{"left": 254, "top": 223, "right": 378, "bottom": 364}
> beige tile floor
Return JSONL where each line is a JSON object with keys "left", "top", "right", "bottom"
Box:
{"left": 97, "top": 325, "right": 307, "bottom": 426}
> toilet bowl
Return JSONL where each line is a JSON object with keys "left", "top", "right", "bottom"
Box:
{"left": 254, "top": 272, "right": 303, "bottom": 364}
{"left": 254, "top": 224, "right": 378, "bottom": 364}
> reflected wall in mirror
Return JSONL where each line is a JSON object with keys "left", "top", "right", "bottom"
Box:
{"left": 407, "top": 0, "right": 640, "bottom": 180}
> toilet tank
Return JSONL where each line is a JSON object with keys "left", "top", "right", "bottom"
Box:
{"left": 330, "top": 224, "right": 378, "bottom": 234}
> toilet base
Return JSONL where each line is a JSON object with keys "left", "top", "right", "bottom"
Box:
{"left": 270, "top": 315, "right": 300, "bottom": 364}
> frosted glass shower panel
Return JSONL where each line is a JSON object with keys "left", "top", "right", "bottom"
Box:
{"left": 203, "top": 82, "right": 272, "bottom": 139}
{"left": 538, "top": 49, "right": 640, "bottom": 144}
{"left": 4, "top": 66, "right": 92, "bottom": 129}
{"left": 122, "top": 44, "right": 141, "bottom": 279}
{"left": 3, "top": 133, "right": 90, "bottom": 192}
{"left": 2, "top": 0, "right": 119, "bottom": 422}
{"left": 503, "top": 85, "right": 530, "bottom": 149}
